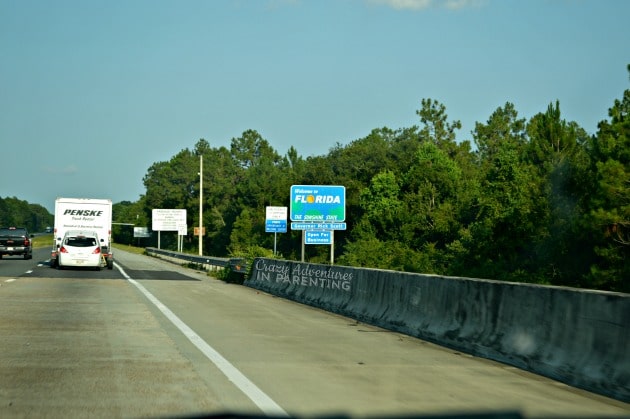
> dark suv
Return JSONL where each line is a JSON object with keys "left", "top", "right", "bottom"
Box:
{"left": 0, "top": 227, "right": 33, "bottom": 259}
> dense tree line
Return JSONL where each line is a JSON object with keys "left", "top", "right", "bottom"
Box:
{"left": 114, "top": 67, "right": 629, "bottom": 293}
{"left": 0, "top": 196, "right": 53, "bottom": 233}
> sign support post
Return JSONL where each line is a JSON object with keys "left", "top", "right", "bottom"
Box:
{"left": 273, "top": 232, "right": 277, "bottom": 256}
{"left": 199, "top": 155, "right": 203, "bottom": 256}
{"left": 330, "top": 230, "right": 334, "bottom": 265}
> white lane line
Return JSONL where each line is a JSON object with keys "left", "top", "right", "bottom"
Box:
{"left": 5, "top": 279, "right": 17, "bottom": 283}
{"left": 115, "top": 263, "right": 288, "bottom": 417}
{"left": 25, "top": 270, "right": 33, "bottom": 274}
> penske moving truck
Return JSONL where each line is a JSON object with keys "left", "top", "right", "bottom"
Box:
{"left": 51, "top": 197, "right": 114, "bottom": 269}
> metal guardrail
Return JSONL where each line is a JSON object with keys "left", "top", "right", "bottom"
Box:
{"left": 145, "top": 247, "right": 247, "bottom": 274}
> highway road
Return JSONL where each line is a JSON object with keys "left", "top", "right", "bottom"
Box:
{"left": 1, "top": 248, "right": 629, "bottom": 418}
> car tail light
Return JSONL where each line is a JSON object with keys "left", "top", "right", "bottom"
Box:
{"left": 92, "top": 247, "right": 101, "bottom": 254}
{"left": 59, "top": 246, "right": 68, "bottom": 253}
{"left": 24, "top": 238, "right": 30, "bottom": 246}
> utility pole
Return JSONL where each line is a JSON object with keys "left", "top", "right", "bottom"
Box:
{"left": 199, "top": 155, "right": 203, "bottom": 256}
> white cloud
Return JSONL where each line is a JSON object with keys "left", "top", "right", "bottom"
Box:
{"left": 444, "top": 0, "right": 482, "bottom": 10}
{"left": 368, "top": 0, "right": 483, "bottom": 11}
{"left": 369, "top": 0, "right": 431, "bottom": 10}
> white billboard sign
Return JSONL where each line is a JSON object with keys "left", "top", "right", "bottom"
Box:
{"left": 152, "top": 209, "right": 187, "bottom": 231}
{"left": 266, "top": 206, "right": 288, "bottom": 220}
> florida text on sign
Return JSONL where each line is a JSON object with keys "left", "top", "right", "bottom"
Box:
{"left": 290, "top": 185, "right": 345, "bottom": 222}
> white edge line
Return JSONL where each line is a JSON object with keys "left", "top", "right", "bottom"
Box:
{"left": 114, "top": 262, "right": 289, "bottom": 418}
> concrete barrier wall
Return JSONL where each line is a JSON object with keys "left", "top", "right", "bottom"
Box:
{"left": 245, "top": 258, "right": 630, "bottom": 402}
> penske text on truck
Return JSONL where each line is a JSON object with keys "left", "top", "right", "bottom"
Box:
{"left": 51, "top": 197, "right": 114, "bottom": 269}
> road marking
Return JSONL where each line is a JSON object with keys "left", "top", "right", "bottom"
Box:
{"left": 25, "top": 270, "right": 33, "bottom": 274}
{"left": 115, "top": 263, "right": 288, "bottom": 417}
{"left": 5, "top": 279, "right": 17, "bottom": 283}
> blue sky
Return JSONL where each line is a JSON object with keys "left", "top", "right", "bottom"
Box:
{"left": 1, "top": 0, "right": 629, "bottom": 212}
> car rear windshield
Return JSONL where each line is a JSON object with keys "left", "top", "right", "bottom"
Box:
{"left": 0, "top": 228, "right": 27, "bottom": 237}
{"left": 65, "top": 237, "right": 97, "bottom": 247}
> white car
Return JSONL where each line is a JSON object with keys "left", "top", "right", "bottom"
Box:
{"left": 57, "top": 230, "right": 103, "bottom": 270}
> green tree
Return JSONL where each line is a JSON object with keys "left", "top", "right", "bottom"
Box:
{"left": 126, "top": 79, "right": 629, "bottom": 293}
{"left": 286, "top": 145, "right": 305, "bottom": 179}
{"left": 339, "top": 232, "right": 432, "bottom": 272}
{"left": 472, "top": 145, "right": 543, "bottom": 281}
{"left": 585, "top": 67, "right": 630, "bottom": 291}
{"left": 198, "top": 143, "right": 240, "bottom": 255}
{"left": 142, "top": 140, "right": 212, "bottom": 251}
{"left": 229, "top": 207, "right": 263, "bottom": 253}
{"left": 143, "top": 149, "right": 198, "bottom": 211}
{"left": 230, "top": 130, "right": 287, "bottom": 207}
{"left": 526, "top": 101, "right": 594, "bottom": 286}
{"left": 0, "top": 197, "right": 52, "bottom": 232}
{"left": 417, "top": 98, "right": 462, "bottom": 154}
{"left": 358, "top": 170, "right": 402, "bottom": 241}
{"left": 456, "top": 106, "right": 544, "bottom": 282}
{"left": 112, "top": 200, "right": 151, "bottom": 245}
{"left": 527, "top": 101, "right": 588, "bottom": 169}
{"left": 474, "top": 102, "right": 527, "bottom": 163}
{"left": 400, "top": 142, "right": 463, "bottom": 270}
{"left": 0, "top": 198, "right": 8, "bottom": 226}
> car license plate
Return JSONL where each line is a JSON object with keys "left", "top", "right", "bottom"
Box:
{"left": 7, "top": 247, "right": 13, "bottom": 251}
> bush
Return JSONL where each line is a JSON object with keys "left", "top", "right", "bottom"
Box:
{"left": 218, "top": 245, "right": 277, "bottom": 284}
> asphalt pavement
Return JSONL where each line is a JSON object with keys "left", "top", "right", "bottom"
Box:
{"left": 1, "top": 247, "right": 628, "bottom": 418}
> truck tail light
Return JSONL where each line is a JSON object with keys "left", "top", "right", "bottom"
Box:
{"left": 24, "top": 238, "right": 30, "bottom": 246}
